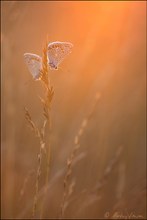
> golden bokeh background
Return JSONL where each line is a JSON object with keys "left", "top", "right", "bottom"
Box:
{"left": 1, "top": 1, "right": 146, "bottom": 219}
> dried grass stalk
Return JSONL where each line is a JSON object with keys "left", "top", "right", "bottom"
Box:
{"left": 60, "top": 93, "right": 101, "bottom": 218}
{"left": 24, "top": 40, "right": 54, "bottom": 218}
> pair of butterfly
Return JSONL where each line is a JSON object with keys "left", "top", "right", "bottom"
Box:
{"left": 24, "top": 41, "right": 73, "bottom": 80}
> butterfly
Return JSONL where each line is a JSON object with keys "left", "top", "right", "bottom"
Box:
{"left": 24, "top": 41, "right": 73, "bottom": 80}
{"left": 24, "top": 53, "right": 42, "bottom": 80}
{"left": 47, "top": 41, "right": 73, "bottom": 70}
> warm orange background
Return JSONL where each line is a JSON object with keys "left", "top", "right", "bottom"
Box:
{"left": 1, "top": 1, "right": 146, "bottom": 219}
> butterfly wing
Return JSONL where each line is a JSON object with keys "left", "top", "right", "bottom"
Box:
{"left": 24, "top": 53, "right": 42, "bottom": 80}
{"left": 47, "top": 41, "right": 73, "bottom": 70}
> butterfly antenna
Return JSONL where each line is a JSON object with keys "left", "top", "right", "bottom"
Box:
{"left": 46, "top": 34, "right": 49, "bottom": 43}
{"left": 59, "top": 66, "right": 70, "bottom": 74}
{"left": 24, "top": 78, "right": 34, "bottom": 86}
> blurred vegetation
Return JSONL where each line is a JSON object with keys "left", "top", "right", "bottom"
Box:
{"left": 1, "top": 1, "right": 146, "bottom": 219}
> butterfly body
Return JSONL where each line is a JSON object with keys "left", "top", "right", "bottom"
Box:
{"left": 48, "top": 61, "right": 58, "bottom": 70}
{"left": 24, "top": 41, "right": 73, "bottom": 79}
